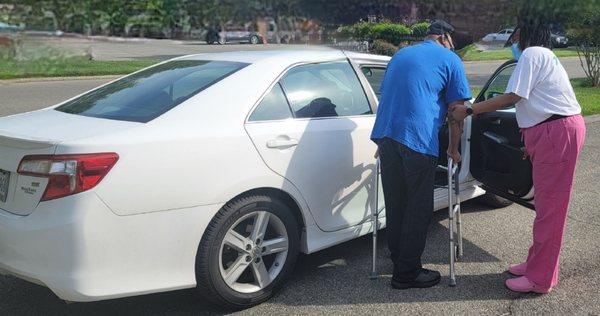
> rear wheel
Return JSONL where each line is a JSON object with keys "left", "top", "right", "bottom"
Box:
{"left": 250, "top": 35, "right": 261, "bottom": 44}
{"left": 196, "top": 194, "right": 299, "bottom": 309}
{"left": 478, "top": 192, "right": 513, "bottom": 209}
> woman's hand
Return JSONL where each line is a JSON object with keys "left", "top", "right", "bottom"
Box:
{"left": 449, "top": 103, "right": 469, "bottom": 121}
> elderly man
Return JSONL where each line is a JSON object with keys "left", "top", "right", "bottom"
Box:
{"left": 371, "top": 20, "right": 471, "bottom": 289}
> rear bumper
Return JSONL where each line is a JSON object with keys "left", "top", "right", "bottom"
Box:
{"left": 0, "top": 192, "right": 222, "bottom": 302}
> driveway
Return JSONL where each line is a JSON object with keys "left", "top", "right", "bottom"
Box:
{"left": 0, "top": 80, "right": 599, "bottom": 315}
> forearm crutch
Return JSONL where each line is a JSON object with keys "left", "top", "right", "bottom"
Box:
{"left": 370, "top": 158, "right": 380, "bottom": 280}
{"left": 448, "top": 127, "right": 464, "bottom": 286}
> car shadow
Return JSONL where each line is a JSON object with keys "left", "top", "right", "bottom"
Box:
{"left": 0, "top": 201, "right": 514, "bottom": 315}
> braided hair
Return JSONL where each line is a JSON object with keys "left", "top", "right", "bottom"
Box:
{"left": 517, "top": 9, "right": 552, "bottom": 50}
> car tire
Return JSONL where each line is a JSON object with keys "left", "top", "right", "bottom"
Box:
{"left": 250, "top": 35, "right": 261, "bottom": 45}
{"left": 478, "top": 192, "right": 513, "bottom": 209}
{"left": 195, "top": 194, "right": 300, "bottom": 309}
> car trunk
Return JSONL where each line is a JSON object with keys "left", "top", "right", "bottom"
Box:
{"left": 0, "top": 109, "right": 139, "bottom": 216}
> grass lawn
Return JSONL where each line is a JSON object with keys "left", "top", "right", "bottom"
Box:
{"left": 458, "top": 44, "right": 580, "bottom": 62}
{"left": 0, "top": 57, "right": 157, "bottom": 79}
{"left": 471, "top": 78, "right": 600, "bottom": 116}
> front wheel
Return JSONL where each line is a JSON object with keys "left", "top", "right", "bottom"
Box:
{"left": 250, "top": 35, "right": 261, "bottom": 44}
{"left": 195, "top": 194, "right": 299, "bottom": 309}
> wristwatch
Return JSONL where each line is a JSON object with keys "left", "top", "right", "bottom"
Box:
{"left": 465, "top": 102, "right": 474, "bottom": 116}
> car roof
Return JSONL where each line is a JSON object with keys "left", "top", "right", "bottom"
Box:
{"left": 176, "top": 49, "right": 390, "bottom": 66}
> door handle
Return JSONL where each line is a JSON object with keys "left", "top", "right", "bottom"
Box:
{"left": 266, "top": 137, "right": 298, "bottom": 149}
{"left": 489, "top": 118, "right": 502, "bottom": 125}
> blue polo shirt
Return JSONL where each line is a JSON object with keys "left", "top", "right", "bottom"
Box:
{"left": 371, "top": 40, "right": 471, "bottom": 156}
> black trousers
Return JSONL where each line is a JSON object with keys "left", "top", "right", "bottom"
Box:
{"left": 377, "top": 137, "right": 437, "bottom": 281}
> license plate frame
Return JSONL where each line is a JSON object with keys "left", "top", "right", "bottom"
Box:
{"left": 0, "top": 169, "right": 10, "bottom": 203}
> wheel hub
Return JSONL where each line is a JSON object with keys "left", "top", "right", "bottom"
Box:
{"left": 219, "top": 210, "right": 289, "bottom": 293}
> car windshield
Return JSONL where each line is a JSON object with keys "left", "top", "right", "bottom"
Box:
{"left": 56, "top": 60, "right": 248, "bottom": 123}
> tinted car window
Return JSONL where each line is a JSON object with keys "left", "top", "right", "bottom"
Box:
{"left": 280, "top": 61, "right": 372, "bottom": 119}
{"left": 56, "top": 60, "right": 248, "bottom": 123}
{"left": 482, "top": 64, "right": 516, "bottom": 101}
{"left": 361, "top": 66, "right": 386, "bottom": 99}
{"left": 249, "top": 83, "right": 293, "bottom": 121}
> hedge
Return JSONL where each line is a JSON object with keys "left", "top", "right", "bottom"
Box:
{"left": 339, "top": 22, "right": 418, "bottom": 45}
{"left": 410, "top": 22, "right": 430, "bottom": 37}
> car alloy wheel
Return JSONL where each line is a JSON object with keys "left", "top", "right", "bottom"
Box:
{"left": 195, "top": 194, "right": 299, "bottom": 309}
{"left": 250, "top": 35, "right": 261, "bottom": 44}
{"left": 218, "top": 211, "right": 289, "bottom": 293}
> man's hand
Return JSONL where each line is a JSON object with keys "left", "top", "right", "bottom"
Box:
{"left": 447, "top": 148, "right": 461, "bottom": 163}
{"left": 374, "top": 148, "right": 379, "bottom": 159}
{"left": 449, "top": 102, "right": 469, "bottom": 122}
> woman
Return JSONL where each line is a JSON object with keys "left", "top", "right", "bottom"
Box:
{"left": 452, "top": 20, "right": 586, "bottom": 293}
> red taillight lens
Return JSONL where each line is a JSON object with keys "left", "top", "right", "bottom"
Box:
{"left": 18, "top": 153, "right": 119, "bottom": 201}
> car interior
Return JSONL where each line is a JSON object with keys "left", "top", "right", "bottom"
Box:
{"left": 469, "top": 62, "right": 533, "bottom": 197}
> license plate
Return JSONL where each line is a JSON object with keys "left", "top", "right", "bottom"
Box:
{"left": 0, "top": 170, "right": 9, "bottom": 203}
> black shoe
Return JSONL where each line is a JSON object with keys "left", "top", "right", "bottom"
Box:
{"left": 391, "top": 268, "right": 441, "bottom": 289}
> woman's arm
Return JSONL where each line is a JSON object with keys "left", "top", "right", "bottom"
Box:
{"left": 450, "top": 93, "right": 522, "bottom": 120}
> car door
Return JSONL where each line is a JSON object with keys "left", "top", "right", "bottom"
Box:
{"left": 245, "top": 60, "right": 379, "bottom": 232}
{"left": 497, "top": 29, "right": 510, "bottom": 41}
{"left": 470, "top": 61, "right": 535, "bottom": 209}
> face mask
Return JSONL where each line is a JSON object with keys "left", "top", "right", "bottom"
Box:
{"left": 511, "top": 43, "right": 522, "bottom": 61}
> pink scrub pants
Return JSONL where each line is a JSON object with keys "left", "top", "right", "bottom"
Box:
{"left": 521, "top": 114, "right": 586, "bottom": 288}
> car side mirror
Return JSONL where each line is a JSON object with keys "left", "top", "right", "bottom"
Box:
{"left": 486, "top": 91, "right": 503, "bottom": 100}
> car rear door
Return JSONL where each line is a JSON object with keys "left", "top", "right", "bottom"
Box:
{"left": 470, "top": 61, "right": 535, "bottom": 209}
{"left": 245, "top": 59, "right": 379, "bottom": 232}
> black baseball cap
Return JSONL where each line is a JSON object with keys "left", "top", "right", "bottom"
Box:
{"left": 427, "top": 20, "right": 455, "bottom": 35}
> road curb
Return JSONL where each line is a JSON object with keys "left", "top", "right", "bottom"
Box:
{"left": 585, "top": 114, "right": 600, "bottom": 124}
{"left": 0, "top": 75, "right": 121, "bottom": 84}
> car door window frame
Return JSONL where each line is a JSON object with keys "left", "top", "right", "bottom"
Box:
{"left": 475, "top": 61, "right": 517, "bottom": 105}
{"left": 246, "top": 58, "right": 376, "bottom": 124}
{"left": 357, "top": 64, "right": 387, "bottom": 105}
{"left": 281, "top": 60, "right": 374, "bottom": 120}
{"left": 247, "top": 82, "right": 294, "bottom": 122}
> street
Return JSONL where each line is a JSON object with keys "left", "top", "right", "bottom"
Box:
{"left": 0, "top": 71, "right": 599, "bottom": 314}
{"left": 29, "top": 35, "right": 588, "bottom": 86}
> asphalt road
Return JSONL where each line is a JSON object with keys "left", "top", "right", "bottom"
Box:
{"left": 0, "top": 80, "right": 599, "bottom": 315}
{"left": 29, "top": 35, "right": 588, "bottom": 87}
{"left": 0, "top": 57, "right": 587, "bottom": 117}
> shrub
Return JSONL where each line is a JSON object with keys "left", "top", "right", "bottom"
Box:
{"left": 373, "top": 23, "right": 412, "bottom": 46}
{"left": 372, "top": 39, "right": 399, "bottom": 56}
{"left": 568, "top": 10, "right": 600, "bottom": 87}
{"left": 353, "top": 22, "right": 375, "bottom": 42}
{"left": 411, "top": 22, "right": 430, "bottom": 37}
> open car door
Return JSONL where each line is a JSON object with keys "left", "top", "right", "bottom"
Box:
{"left": 470, "top": 61, "right": 535, "bottom": 210}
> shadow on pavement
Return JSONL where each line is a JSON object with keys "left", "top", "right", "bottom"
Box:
{"left": 0, "top": 201, "right": 510, "bottom": 315}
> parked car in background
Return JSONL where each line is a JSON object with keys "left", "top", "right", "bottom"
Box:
{"left": 206, "top": 21, "right": 295, "bottom": 45}
{"left": 207, "top": 25, "right": 264, "bottom": 45}
{"left": 0, "top": 50, "right": 530, "bottom": 309}
{"left": 550, "top": 23, "right": 569, "bottom": 48}
{"left": 0, "top": 22, "right": 23, "bottom": 32}
{"left": 482, "top": 28, "right": 514, "bottom": 42}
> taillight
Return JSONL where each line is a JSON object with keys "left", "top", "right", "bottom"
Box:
{"left": 18, "top": 153, "right": 119, "bottom": 201}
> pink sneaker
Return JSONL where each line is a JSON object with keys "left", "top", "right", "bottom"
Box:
{"left": 506, "top": 276, "right": 552, "bottom": 294}
{"left": 508, "top": 262, "right": 527, "bottom": 276}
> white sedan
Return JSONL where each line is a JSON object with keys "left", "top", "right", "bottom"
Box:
{"left": 482, "top": 28, "right": 514, "bottom": 42}
{"left": 0, "top": 50, "right": 533, "bottom": 309}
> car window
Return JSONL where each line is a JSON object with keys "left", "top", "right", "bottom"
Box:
{"left": 480, "top": 64, "right": 516, "bottom": 101}
{"left": 361, "top": 66, "right": 386, "bottom": 99}
{"left": 280, "top": 61, "right": 372, "bottom": 119}
{"left": 56, "top": 60, "right": 248, "bottom": 123}
{"left": 249, "top": 83, "right": 293, "bottom": 121}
